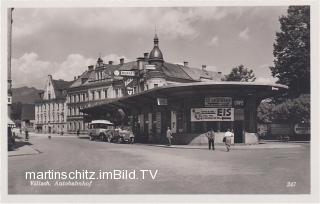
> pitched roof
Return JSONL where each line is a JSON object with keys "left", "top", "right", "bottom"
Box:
{"left": 161, "top": 62, "right": 194, "bottom": 81}
{"left": 181, "top": 66, "right": 222, "bottom": 81}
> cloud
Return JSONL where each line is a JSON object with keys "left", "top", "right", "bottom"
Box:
{"left": 238, "top": 27, "right": 250, "bottom": 41}
{"left": 12, "top": 53, "right": 56, "bottom": 89}
{"left": 208, "top": 36, "right": 219, "bottom": 46}
{"left": 13, "top": 7, "right": 246, "bottom": 42}
{"left": 12, "top": 52, "right": 127, "bottom": 89}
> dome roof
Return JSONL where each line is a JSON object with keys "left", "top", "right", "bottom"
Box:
{"left": 149, "top": 34, "right": 164, "bottom": 62}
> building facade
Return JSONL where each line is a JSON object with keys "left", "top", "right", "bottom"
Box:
{"left": 66, "top": 34, "right": 221, "bottom": 134}
{"left": 34, "top": 75, "right": 71, "bottom": 134}
{"left": 81, "top": 34, "right": 288, "bottom": 144}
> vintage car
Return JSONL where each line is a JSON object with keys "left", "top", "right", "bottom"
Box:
{"left": 88, "top": 120, "right": 115, "bottom": 141}
{"left": 116, "top": 126, "right": 134, "bottom": 144}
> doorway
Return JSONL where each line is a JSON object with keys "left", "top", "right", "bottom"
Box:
{"left": 234, "top": 121, "right": 244, "bottom": 143}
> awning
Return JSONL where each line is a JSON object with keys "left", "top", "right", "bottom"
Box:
{"left": 8, "top": 117, "right": 15, "bottom": 127}
{"left": 81, "top": 81, "right": 288, "bottom": 115}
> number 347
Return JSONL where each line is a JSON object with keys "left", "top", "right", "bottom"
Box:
{"left": 286, "top": 181, "right": 296, "bottom": 187}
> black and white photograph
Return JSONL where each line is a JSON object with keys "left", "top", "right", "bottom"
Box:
{"left": 1, "top": 0, "right": 319, "bottom": 203}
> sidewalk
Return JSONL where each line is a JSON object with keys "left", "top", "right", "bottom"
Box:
{"left": 8, "top": 139, "right": 40, "bottom": 157}
{"left": 146, "top": 141, "right": 305, "bottom": 150}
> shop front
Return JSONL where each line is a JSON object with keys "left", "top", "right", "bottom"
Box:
{"left": 82, "top": 82, "right": 287, "bottom": 145}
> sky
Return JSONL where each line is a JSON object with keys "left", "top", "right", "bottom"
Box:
{"left": 11, "top": 6, "right": 288, "bottom": 89}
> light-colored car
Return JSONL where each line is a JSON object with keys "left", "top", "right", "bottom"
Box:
{"left": 88, "top": 120, "right": 115, "bottom": 141}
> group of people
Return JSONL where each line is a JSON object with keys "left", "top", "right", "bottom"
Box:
{"left": 206, "top": 128, "right": 234, "bottom": 152}
{"left": 166, "top": 126, "right": 234, "bottom": 151}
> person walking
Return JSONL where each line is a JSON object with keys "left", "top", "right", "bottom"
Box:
{"left": 224, "top": 129, "right": 234, "bottom": 152}
{"left": 206, "top": 128, "right": 215, "bottom": 151}
{"left": 166, "top": 127, "right": 173, "bottom": 146}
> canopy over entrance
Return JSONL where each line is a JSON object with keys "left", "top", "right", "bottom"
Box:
{"left": 82, "top": 81, "right": 288, "bottom": 115}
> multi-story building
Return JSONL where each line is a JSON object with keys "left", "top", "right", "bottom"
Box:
{"left": 34, "top": 75, "right": 72, "bottom": 134}
{"left": 66, "top": 34, "right": 221, "bottom": 134}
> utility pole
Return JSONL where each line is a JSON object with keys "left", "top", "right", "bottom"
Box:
{"left": 8, "top": 8, "right": 14, "bottom": 117}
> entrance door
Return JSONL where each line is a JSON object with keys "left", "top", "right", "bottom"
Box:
{"left": 234, "top": 121, "right": 243, "bottom": 143}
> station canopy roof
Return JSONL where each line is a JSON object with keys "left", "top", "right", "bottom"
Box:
{"left": 81, "top": 81, "right": 288, "bottom": 115}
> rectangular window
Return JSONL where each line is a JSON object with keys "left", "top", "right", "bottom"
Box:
{"left": 92, "top": 91, "right": 95, "bottom": 100}
{"left": 154, "top": 84, "right": 158, "bottom": 88}
{"left": 98, "top": 91, "right": 101, "bottom": 99}
{"left": 115, "top": 89, "right": 119, "bottom": 98}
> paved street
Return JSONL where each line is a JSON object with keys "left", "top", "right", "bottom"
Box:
{"left": 8, "top": 134, "right": 310, "bottom": 194}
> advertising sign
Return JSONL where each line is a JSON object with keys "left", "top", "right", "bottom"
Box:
{"left": 145, "top": 64, "right": 156, "bottom": 70}
{"left": 204, "top": 97, "right": 232, "bottom": 107}
{"left": 191, "top": 108, "right": 234, "bottom": 121}
{"left": 294, "top": 123, "right": 310, "bottom": 134}
{"left": 120, "top": 70, "right": 135, "bottom": 77}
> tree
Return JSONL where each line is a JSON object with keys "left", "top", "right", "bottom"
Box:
{"left": 257, "top": 94, "right": 310, "bottom": 124}
{"left": 223, "top": 64, "right": 256, "bottom": 82}
{"left": 270, "top": 6, "right": 310, "bottom": 97}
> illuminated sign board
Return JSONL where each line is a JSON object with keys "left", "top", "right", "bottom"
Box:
{"left": 205, "top": 97, "right": 232, "bottom": 107}
{"left": 191, "top": 108, "right": 234, "bottom": 121}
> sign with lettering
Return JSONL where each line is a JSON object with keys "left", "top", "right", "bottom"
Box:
{"left": 191, "top": 108, "right": 234, "bottom": 121}
{"left": 8, "top": 96, "right": 12, "bottom": 105}
{"left": 294, "top": 123, "right": 310, "bottom": 134}
{"left": 205, "top": 97, "right": 232, "bottom": 107}
{"left": 120, "top": 70, "right": 135, "bottom": 77}
{"left": 233, "top": 100, "right": 244, "bottom": 107}
{"left": 145, "top": 64, "right": 156, "bottom": 70}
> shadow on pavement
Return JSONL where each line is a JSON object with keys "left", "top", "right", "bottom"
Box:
{"left": 9, "top": 140, "right": 33, "bottom": 152}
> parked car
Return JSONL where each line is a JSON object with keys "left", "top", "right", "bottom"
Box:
{"left": 117, "top": 126, "right": 134, "bottom": 144}
{"left": 88, "top": 120, "right": 115, "bottom": 141}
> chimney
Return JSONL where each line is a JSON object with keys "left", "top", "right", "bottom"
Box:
{"left": 120, "top": 58, "right": 124, "bottom": 65}
{"left": 183, "top": 61, "right": 188, "bottom": 67}
{"left": 108, "top": 61, "right": 113, "bottom": 65}
{"left": 137, "top": 57, "right": 144, "bottom": 70}
{"left": 144, "top": 53, "right": 149, "bottom": 61}
{"left": 202, "top": 65, "right": 207, "bottom": 71}
{"left": 88, "top": 65, "right": 94, "bottom": 71}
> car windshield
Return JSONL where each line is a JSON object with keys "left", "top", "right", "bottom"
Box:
{"left": 90, "top": 123, "right": 113, "bottom": 129}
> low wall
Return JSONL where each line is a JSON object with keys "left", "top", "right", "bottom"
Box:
{"left": 173, "top": 132, "right": 259, "bottom": 145}
{"left": 173, "top": 133, "right": 234, "bottom": 145}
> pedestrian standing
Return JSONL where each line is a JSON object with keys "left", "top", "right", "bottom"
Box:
{"left": 206, "top": 128, "right": 215, "bottom": 151}
{"left": 166, "top": 127, "right": 173, "bottom": 146}
{"left": 224, "top": 129, "right": 234, "bottom": 152}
